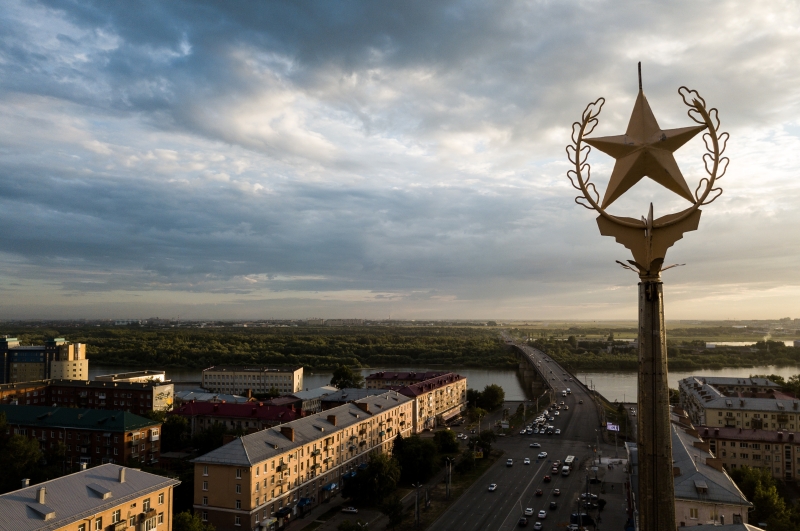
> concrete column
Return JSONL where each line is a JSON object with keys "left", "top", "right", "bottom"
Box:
{"left": 637, "top": 280, "right": 675, "bottom": 531}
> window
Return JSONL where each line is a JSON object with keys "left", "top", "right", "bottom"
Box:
{"left": 94, "top": 517, "right": 103, "bottom": 530}
{"left": 689, "top": 508, "right": 698, "bottom": 519}
{"left": 202, "top": 481, "right": 208, "bottom": 491}
{"left": 158, "top": 493, "right": 164, "bottom": 505}
{"left": 130, "top": 516, "right": 136, "bottom": 527}
{"left": 112, "top": 510, "right": 121, "bottom": 523}
{"left": 235, "top": 516, "right": 241, "bottom": 526}
{"left": 143, "top": 498, "right": 151, "bottom": 512}
{"left": 236, "top": 484, "right": 242, "bottom": 494}
{"left": 203, "top": 497, "right": 208, "bottom": 506}
{"left": 78, "top": 525, "right": 86, "bottom": 531}
{"left": 202, "top": 512, "right": 208, "bottom": 522}
{"left": 158, "top": 513, "right": 163, "bottom": 524}
{"left": 203, "top": 466, "right": 209, "bottom": 476}
{"left": 236, "top": 500, "right": 242, "bottom": 509}
{"left": 236, "top": 469, "right": 242, "bottom": 479}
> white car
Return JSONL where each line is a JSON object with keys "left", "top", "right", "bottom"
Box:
{"left": 524, "top": 508, "right": 534, "bottom": 516}
{"left": 538, "top": 452, "right": 548, "bottom": 459}
{"left": 520, "top": 429, "right": 527, "bottom": 435}
{"left": 555, "top": 429, "right": 561, "bottom": 435}
{"left": 538, "top": 510, "right": 547, "bottom": 519}
{"left": 554, "top": 411, "right": 560, "bottom": 416}
{"left": 524, "top": 458, "right": 531, "bottom": 465}
{"left": 530, "top": 442, "right": 541, "bottom": 448}
{"left": 341, "top": 507, "right": 359, "bottom": 514}
{"left": 488, "top": 484, "right": 497, "bottom": 492}
{"left": 533, "top": 523, "right": 543, "bottom": 531}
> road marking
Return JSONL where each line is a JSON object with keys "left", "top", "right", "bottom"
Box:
{"left": 495, "top": 458, "right": 549, "bottom": 531}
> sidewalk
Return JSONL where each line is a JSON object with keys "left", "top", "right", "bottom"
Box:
{"left": 582, "top": 448, "right": 630, "bottom": 531}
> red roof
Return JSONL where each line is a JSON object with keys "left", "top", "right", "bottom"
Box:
{"left": 170, "top": 401, "right": 301, "bottom": 422}
{"left": 398, "top": 373, "right": 465, "bottom": 397}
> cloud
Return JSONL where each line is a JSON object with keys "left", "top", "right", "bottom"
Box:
{"left": 0, "top": 0, "right": 799, "bottom": 319}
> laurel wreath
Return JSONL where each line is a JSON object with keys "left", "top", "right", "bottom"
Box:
{"left": 566, "top": 87, "right": 728, "bottom": 230}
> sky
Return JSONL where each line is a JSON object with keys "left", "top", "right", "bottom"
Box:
{"left": 1, "top": 0, "right": 799, "bottom": 321}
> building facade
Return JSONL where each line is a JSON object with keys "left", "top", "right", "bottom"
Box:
{"left": 397, "top": 373, "right": 467, "bottom": 432}
{"left": 289, "top": 386, "right": 338, "bottom": 414}
{"left": 0, "top": 379, "right": 174, "bottom": 415}
{"left": 0, "top": 464, "right": 179, "bottom": 531}
{"left": 202, "top": 366, "right": 303, "bottom": 396}
{"left": 0, "top": 405, "right": 162, "bottom": 469}
{"left": 0, "top": 337, "right": 88, "bottom": 384}
{"left": 171, "top": 401, "right": 302, "bottom": 436}
{"left": 699, "top": 425, "right": 800, "bottom": 481}
{"left": 365, "top": 371, "right": 448, "bottom": 389}
{"left": 679, "top": 376, "right": 800, "bottom": 431}
{"left": 192, "top": 391, "right": 413, "bottom": 531}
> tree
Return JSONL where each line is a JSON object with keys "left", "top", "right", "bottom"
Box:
{"left": 466, "top": 389, "right": 481, "bottom": 408}
{"left": 343, "top": 453, "right": 400, "bottom": 506}
{"left": 394, "top": 435, "right": 439, "bottom": 484}
{"left": 433, "top": 430, "right": 459, "bottom": 454}
{"left": 331, "top": 365, "right": 364, "bottom": 389}
{"left": 381, "top": 495, "right": 405, "bottom": 529}
{"left": 173, "top": 511, "right": 216, "bottom": 531}
{"left": 162, "top": 415, "right": 190, "bottom": 453}
{"left": 0, "top": 434, "right": 43, "bottom": 494}
{"left": 466, "top": 407, "right": 487, "bottom": 424}
{"left": 479, "top": 384, "right": 505, "bottom": 411}
{"left": 471, "top": 429, "right": 497, "bottom": 455}
{"left": 568, "top": 335, "right": 578, "bottom": 348}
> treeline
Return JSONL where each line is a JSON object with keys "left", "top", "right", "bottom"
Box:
{"left": 0, "top": 326, "right": 515, "bottom": 370}
{"left": 527, "top": 337, "right": 800, "bottom": 372}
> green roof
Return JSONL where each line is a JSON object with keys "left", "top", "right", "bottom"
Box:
{"left": 0, "top": 405, "right": 158, "bottom": 433}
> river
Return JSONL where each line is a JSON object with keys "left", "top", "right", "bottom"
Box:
{"left": 90, "top": 364, "right": 800, "bottom": 404}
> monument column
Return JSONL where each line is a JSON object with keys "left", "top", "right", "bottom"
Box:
{"left": 637, "top": 278, "right": 675, "bottom": 530}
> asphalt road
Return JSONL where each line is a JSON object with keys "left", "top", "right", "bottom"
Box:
{"left": 433, "top": 336, "right": 603, "bottom": 531}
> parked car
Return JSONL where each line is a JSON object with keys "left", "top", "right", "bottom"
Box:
{"left": 341, "top": 507, "right": 359, "bottom": 514}
{"left": 555, "top": 429, "right": 561, "bottom": 435}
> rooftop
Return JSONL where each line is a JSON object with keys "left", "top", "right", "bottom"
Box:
{"left": 680, "top": 376, "right": 798, "bottom": 412}
{"left": 170, "top": 401, "right": 301, "bottom": 422}
{"left": 0, "top": 405, "right": 159, "bottom": 432}
{"left": 202, "top": 366, "right": 302, "bottom": 373}
{"left": 0, "top": 464, "right": 179, "bottom": 531}
{"left": 398, "top": 373, "right": 465, "bottom": 397}
{"left": 175, "top": 390, "right": 250, "bottom": 403}
{"left": 193, "top": 391, "right": 411, "bottom": 467}
{"left": 699, "top": 425, "right": 800, "bottom": 443}
{"left": 291, "top": 386, "right": 338, "bottom": 401}
{"left": 684, "top": 525, "right": 764, "bottom": 531}
{"left": 321, "top": 388, "right": 388, "bottom": 403}
{"left": 671, "top": 423, "right": 751, "bottom": 507}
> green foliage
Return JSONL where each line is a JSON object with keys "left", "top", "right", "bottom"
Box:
{"left": 162, "top": 415, "right": 191, "bottom": 453}
{"left": 476, "top": 384, "right": 505, "bottom": 411}
{"left": 191, "top": 422, "right": 229, "bottom": 455}
{"left": 330, "top": 365, "right": 365, "bottom": 389}
{"left": 433, "top": 430, "right": 459, "bottom": 454}
{"left": 470, "top": 429, "right": 496, "bottom": 454}
{"left": 729, "top": 466, "right": 798, "bottom": 529}
{"left": 465, "top": 407, "right": 487, "bottom": 423}
{"left": 173, "top": 511, "right": 216, "bottom": 531}
{"left": 380, "top": 494, "right": 405, "bottom": 529}
{"left": 342, "top": 452, "right": 401, "bottom": 506}
{"left": 393, "top": 434, "right": 439, "bottom": 484}
{"left": 0, "top": 325, "right": 514, "bottom": 370}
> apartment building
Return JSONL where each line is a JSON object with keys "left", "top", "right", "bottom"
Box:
{"left": 289, "top": 386, "right": 338, "bottom": 414}
{"left": 192, "top": 391, "right": 413, "bottom": 531}
{"left": 397, "top": 373, "right": 467, "bottom": 432}
{"left": 699, "top": 425, "right": 800, "bottom": 481}
{"left": 0, "top": 378, "right": 174, "bottom": 415}
{"left": 202, "top": 366, "right": 303, "bottom": 395}
{"left": 0, "top": 337, "right": 88, "bottom": 384}
{"left": 626, "top": 410, "right": 752, "bottom": 527}
{"left": 679, "top": 376, "right": 800, "bottom": 431}
{"left": 170, "top": 401, "right": 302, "bottom": 436}
{"left": 321, "top": 388, "right": 388, "bottom": 410}
{"left": 0, "top": 405, "right": 162, "bottom": 469}
{"left": 0, "top": 464, "right": 179, "bottom": 531}
{"left": 365, "top": 371, "right": 448, "bottom": 389}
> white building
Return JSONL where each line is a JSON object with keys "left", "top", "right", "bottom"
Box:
{"left": 202, "top": 366, "right": 303, "bottom": 395}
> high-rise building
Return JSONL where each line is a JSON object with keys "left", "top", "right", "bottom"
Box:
{"left": 0, "top": 337, "right": 88, "bottom": 384}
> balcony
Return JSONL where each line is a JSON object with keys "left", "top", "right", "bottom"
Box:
{"left": 150, "top": 433, "right": 159, "bottom": 442}
{"left": 310, "top": 449, "right": 321, "bottom": 457}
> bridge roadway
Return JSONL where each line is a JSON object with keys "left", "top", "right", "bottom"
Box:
{"left": 433, "top": 335, "right": 603, "bottom": 531}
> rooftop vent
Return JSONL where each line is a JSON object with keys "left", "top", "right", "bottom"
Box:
{"left": 88, "top": 483, "right": 113, "bottom": 499}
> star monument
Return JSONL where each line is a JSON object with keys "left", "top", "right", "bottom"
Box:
{"left": 566, "top": 64, "right": 729, "bottom": 531}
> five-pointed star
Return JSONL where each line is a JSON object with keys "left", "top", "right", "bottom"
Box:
{"left": 584, "top": 90, "right": 706, "bottom": 209}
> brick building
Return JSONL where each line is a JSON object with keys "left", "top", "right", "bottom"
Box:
{"left": 0, "top": 405, "right": 162, "bottom": 469}
{"left": 698, "top": 425, "right": 800, "bottom": 481}
{"left": 170, "top": 401, "right": 302, "bottom": 436}
{"left": 0, "top": 337, "right": 88, "bottom": 384}
{"left": 396, "top": 373, "right": 467, "bottom": 431}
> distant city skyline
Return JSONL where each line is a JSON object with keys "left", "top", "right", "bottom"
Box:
{"left": 1, "top": 1, "right": 799, "bottom": 320}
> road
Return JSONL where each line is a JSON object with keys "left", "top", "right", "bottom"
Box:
{"left": 433, "top": 334, "right": 604, "bottom": 530}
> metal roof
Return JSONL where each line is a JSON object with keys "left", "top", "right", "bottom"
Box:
{"left": 0, "top": 405, "right": 158, "bottom": 432}
{"left": 193, "top": 391, "right": 411, "bottom": 467}
{"left": 0, "top": 464, "right": 180, "bottom": 531}
{"left": 291, "top": 386, "right": 338, "bottom": 401}
{"left": 321, "top": 388, "right": 387, "bottom": 403}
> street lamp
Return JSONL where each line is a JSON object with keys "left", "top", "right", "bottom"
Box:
{"left": 412, "top": 482, "right": 422, "bottom": 527}
{"left": 445, "top": 457, "right": 454, "bottom": 499}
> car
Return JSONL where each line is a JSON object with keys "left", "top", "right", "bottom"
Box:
{"left": 549, "top": 501, "right": 558, "bottom": 510}
{"left": 533, "top": 522, "right": 543, "bottom": 531}
{"left": 507, "top": 459, "right": 514, "bottom": 467}
{"left": 488, "top": 484, "right": 497, "bottom": 492}
{"left": 538, "top": 452, "right": 548, "bottom": 459}
{"left": 538, "top": 510, "right": 547, "bottom": 519}
{"left": 520, "top": 429, "right": 527, "bottom": 435}
{"left": 564, "top": 406, "right": 569, "bottom": 410}
{"left": 553, "top": 460, "right": 561, "bottom": 466}
{"left": 518, "top": 517, "right": 529, "bottom": 527}
{"left": 534, "top": 489, "right": 543, "bottom": 496}
{"left": 548, "top": 417, "right": 554, "bottom": 421}
{"left": 524, "top": 458, "right": 531, "bottom": 465}
{"left": 551, "top": 467, "right": 559, "bottom": 474}
{"left": 560, "top": 401, "right": 565, "bottom": 405}
{"left": 543, "top": 475, "right": 551, "bottom": 482}
{"left": 530, "top": 443, "right": 541, "bottom": 448}
{"left": 341, "top": 507, "right": 359, "bottom": 514}
{"left": 526, "top": 429, "right": 533, "bottom": 435}
{"left": 552, "top": 488, "right": 561, "bottom": 496}
{"left": 580, "top": 493, "right": 598, "bottom": 500}
{"left": 554, "top": 411, "right": 560, "bottom": 416}
{"left": 579, "top": 400, "right": 583, "bottom": 404}
{"left": 567, "top": 525, "right": 580, "bottom": 531}
{"left": 555, "top": 429, "right": 561, "bottom": 435}
{"left": 524, "top": 508, "right": 534, "bottom": 516}
{"left": 533, "top": 428, "right": 539, "bottom": 434}
{"left": 632, "top": 412, "right": 637, "bottom": 416}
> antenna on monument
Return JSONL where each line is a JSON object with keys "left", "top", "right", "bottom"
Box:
{"left": 638, "top": 62, "right": 642, "bottom": 91}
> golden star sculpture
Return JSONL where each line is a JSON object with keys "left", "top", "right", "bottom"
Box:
{"left": 584, "top": 88, "right": 706, "bottom": 208}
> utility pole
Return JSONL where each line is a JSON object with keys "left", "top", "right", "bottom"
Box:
{"left": 413, "top": 482, "right": 421, "bottom": 527}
